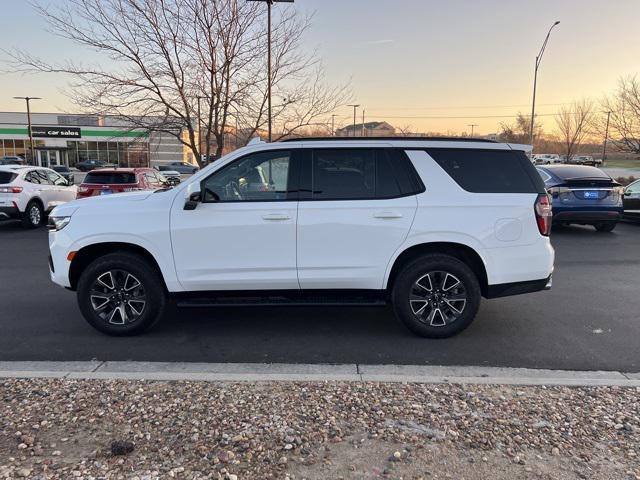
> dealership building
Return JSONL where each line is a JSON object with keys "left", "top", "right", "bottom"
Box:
{"left": 0, "top": 112, "right": 196, "bottom": 168}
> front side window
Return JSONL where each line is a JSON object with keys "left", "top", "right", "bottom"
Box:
{"left": 201, "top": 150, "right": 291, "bottom": 202}
{"left": 626, "top": 180, "right": 640, "bottom": 194}
{"left": 46, "top": 170, "right": 67, "bottom": 186}
{"left": 36, "top": 170, "right": 52, "bottom": 185}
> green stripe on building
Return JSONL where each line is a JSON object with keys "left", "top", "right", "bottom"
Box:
{"left": 0, "top": 128, "right": 148, "bottom": 138}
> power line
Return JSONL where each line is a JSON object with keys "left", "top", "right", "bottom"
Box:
{"left": 364, "top": 112, "right": 571, "bottom": 120}
{"left": 363, "top": 102, "right": 569, "bottom": 111}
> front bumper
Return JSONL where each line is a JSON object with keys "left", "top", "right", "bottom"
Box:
{"left": 48, "top": 230, "right": 73, "bottom": 288}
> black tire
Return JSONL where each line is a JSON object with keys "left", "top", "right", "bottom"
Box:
{"left": 391, "top": 254, "right": 481, "bottom": 339}
{"left": 594, "top": 222, "right": 617, "bottom": 232}
{"left": 77, "top": 252, "right": 166, "bottom": 336}
{"left": 21, "top": 201, "right": 44, "bottom": 229}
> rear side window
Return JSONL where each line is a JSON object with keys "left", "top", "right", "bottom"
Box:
{"left": 425, "top": 148, "right": 544, "bottom": 194}
{"left": 0, "top": 172, "right": 17, "bottom": 184}
{"left": 84, "top": 172, "right": 137, "bottom": 184}
{"left": 309, "top": 149, "right": 424, "bottom": 200}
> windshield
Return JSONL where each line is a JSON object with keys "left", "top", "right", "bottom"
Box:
{"left": 84, "top": 172, "right": 137, "bottom": 184}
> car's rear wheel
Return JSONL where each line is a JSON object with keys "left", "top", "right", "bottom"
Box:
{"left": 594, "top": 222, "right": 617, "bottom": 232}
{"left": 391, "top": 254, "right": 481, "bottom": 338}
{"left": 21, "top": 201, "right": 43, "bottom": 229}
{"left": 77, "top": 253, "right": 166, "bottom": 336}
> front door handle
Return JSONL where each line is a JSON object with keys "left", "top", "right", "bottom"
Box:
{"left": 373, "top": 211, "right": 403, "bottom": 219}
{"left": 262, "top": 213, "right": 291, "bottom": 221}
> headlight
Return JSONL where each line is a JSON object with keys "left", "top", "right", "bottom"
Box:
{"left": 47, "top": 216, "right": 71, "bottom": 231}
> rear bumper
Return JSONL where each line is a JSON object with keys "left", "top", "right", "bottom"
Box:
{"left": 486, "top": 275, "right": 551, "bottom": 299}
{"left": 0, "top": 205, "right": 21, "bottom": 220}
{"left": 552, "top": 208, "right": 622, "bottom": 224}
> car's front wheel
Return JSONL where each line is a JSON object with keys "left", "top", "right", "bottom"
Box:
{"left": 77, "top": 253, "right": 166, "bottom": 336}
{"left": 594, "top": 222, "right": 617, "bottom": 232}
{"left": 392, "top": 254, "right": 481, "bottom": 338}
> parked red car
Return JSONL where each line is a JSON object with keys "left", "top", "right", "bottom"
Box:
{"left": 76, "top": 168, "right": 169, "bottom": 199}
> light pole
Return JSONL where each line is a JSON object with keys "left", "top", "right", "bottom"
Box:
{"left": 331, "top": 114, "right": 337, "bottom": 136}
{"left": 13, "top": 96, "right": 41, "bottom": 165}
{"left": 529, "top": 20, "right": 560, "bottom": 146}
{"left": 602, "top": 111, "right": 611, "bottom": 164}
{"left": 467, "top": 124, "right": 478, "bottom": 137}
{"left": 196, "top": 96, "right": 207, "bottom": 161}
{"left": 347, "top": 104, "right": 360, "bottom": 137}
{"left": 248, "top": 0, "right": 294, "bottom": 143}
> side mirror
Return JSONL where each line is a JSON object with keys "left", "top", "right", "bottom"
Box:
{"left": 184, "top": 183, "right": 201, "bottom": 210}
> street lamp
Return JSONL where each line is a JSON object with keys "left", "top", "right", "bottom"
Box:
{"left": 347, "top": 104, "right": 360, "bottom": 137}
{"left": 13, "top": 96, "right": 41, "bottom": 165}
{"left": 467, "top": 124, "right": 478, "bottom": 137}
{"left": 247, "top": 0, "right": 295, "bottom": 143}
{"left": 529, "top": 21, "right": 560, "bottom": 146}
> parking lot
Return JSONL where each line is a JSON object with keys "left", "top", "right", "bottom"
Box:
{"left": 0, "top": 220, "right": 638, "bottom": 372}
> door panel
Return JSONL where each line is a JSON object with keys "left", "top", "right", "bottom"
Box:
{"left": 296, "top": 148, "right": 418, "bottom": 290}
{"left": 297, "top": 196, "right": 417, "bottom": 289}
{"left": 170, "top": 149, "right": 299, "bottom": 291}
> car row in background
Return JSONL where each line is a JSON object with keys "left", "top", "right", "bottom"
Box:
{"left": 533, "top": 154, "right": 602, "bottom": 166}
{"left": 0, "top": 156, "right": 27, "bottom": 166}
{"left": 76, "top": 168, "right": 174, "bottom": 198}
{"left": 0, "top": 165, "right": 76, "bottom": 228}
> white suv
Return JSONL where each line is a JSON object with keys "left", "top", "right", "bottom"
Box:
{"left": 0, "top": 166, "right": 77, "bottom": 228}
{"left": 48, "top": 138, "right": 554, "bottom": 338}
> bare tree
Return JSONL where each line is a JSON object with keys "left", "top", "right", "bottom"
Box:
{"left": 6, "top": 0, "right": 349, "bottom": 165}
{"left": 554, "top": 100, "right": 594, "bottom": 161}
{"left": 599, "top": 76, "right": 640, "bottom": 154}
{"left": 498, "top": 113, "right": 542, "bottom": 145}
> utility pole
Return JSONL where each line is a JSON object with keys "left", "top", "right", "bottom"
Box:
{"left": 467, "top": 124, "right": 478, "bottom": 137}
{"left": 331, "top": 114, "right": 337, "bottom": 136}
{"left": 196, "top": 96, "right": 206, "bottom": 162}
{"left": 602, "top": 111, "right": 611, "bottom": 165}
{"left": 530, "top": 21, "right": 561, "bottom": 145}
{"left": 347, "top": 104, "right": 360, "bottom": 137}
{"left": 13, "top": 96, "right": 41, "bottom": 165}
{"left": 362, "top": 109, "right": 365, "bottom": 136}
{"left": 247, "top": 0, "right": 295, "bottom": 142}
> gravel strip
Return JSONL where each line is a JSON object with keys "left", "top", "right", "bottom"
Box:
{"left": 1, "top": 379, "right": 638, "bottom": 479}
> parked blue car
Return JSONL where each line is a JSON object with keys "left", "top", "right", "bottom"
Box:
{"left": 536, "top": 165, "right": 624, "bottom": 232}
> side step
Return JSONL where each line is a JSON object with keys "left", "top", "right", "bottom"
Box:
{"left": 174, "top": 290, "right": 388, "bottom": 308}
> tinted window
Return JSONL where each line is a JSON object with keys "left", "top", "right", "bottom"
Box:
{"left": 52, "top": 166, "right": 70, "bottom": 173}
{"left": 312, "top": 149, "right": 375, "bottom": 200}
{"left": 25, "top": 172, "right": 40, "bottom": 184}
{"left": 84, "top": 172, "right": 137, "bottom": 184}
{"left": 0, "top": 172, "right": 17, "bottom": 184}
{"left": 426, "top": 149, "right": 543, "bottom": 194}
{"left": 202, "top": 150, "right": 291, "bottom": 202}
{"left": 627, "top": 180, "right": 640, "bottom": 193}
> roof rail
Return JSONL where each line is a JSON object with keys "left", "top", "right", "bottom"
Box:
{"left": 279, "top": 136, "right": 498, "bottom": 143}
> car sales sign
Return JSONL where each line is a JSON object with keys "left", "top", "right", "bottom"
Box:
{"left": 32, "top": 126, "right": 82, "bottom": 138}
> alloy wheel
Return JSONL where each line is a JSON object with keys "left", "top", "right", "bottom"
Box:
{"left": 29, "top": 205, "right": 41, "bottom": 225}
{"left": 409, "top": 271, "right": 467, "bottom": 327}
{"left": 89, "top": 270, "right": 147, "bottom": 325}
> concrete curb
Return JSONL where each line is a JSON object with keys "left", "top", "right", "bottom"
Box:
{"left": 1, "top": 361, "right": 639, "bottom": 386}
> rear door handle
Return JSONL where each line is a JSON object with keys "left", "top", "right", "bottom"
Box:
{"left": 262, "top": 213, "right": 291, "bottom": 221}
{"left": 373, "top": 211, "right": 403, "bottom": 219}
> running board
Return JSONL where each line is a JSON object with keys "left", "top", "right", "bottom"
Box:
{"left": 174, "top": 290, "right": 388, "bottom": 308}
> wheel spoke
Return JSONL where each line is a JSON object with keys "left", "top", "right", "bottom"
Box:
{"left": 124, "top": 274, "right": 141, "bottom": 292}
{"left": 97, "top": 272, "right": 116, "bottom": 291}
{"left": 415, "top": 273, "right": 433, "bottom": 293}
{"left": 428, "top": 307, "right": 447, "bottom": 327}
{"left": 442, "top": 273, "right": 460, "bottom": 291}
{"left": 410, "top": 299, "right": 429, "bottom": 315}
{"left": 90, "top": 294, "right": 110, "bottom": 310}
{"left": 444, "top": 298, "right": 466, "bottom": 314}
{"left": 127, "top": 300, "right": 146, "bottom": 316}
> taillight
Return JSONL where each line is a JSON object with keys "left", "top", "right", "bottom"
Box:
{"left": 0, "top": 186, "right": 23, "bottom": 193}
{"left": 535, "top": 194, "right": 552, "bottom": 236}
{"left": 77, "top": 186, "right": 89, "bottom": 193}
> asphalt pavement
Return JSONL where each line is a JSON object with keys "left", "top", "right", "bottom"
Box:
{"left": 1, "top": 220, "right": 639, "bottom": 371}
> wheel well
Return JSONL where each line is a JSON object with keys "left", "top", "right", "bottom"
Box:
{"left": 387, "top": 242, "right": 489, "bottom": 297}
{"left": 26, "top": 197, "right": 44, "bottom": 211}
{"left": 68, "top": 242, "right": 166, "bottom": 291}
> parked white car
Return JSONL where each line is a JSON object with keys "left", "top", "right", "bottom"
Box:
{"left": 533, "top": 154, "right": 562, "bottom": 165}
{"left": 0, "top": 166, "right": 77, "bottom": 228}
{"left": 48, "top": 138, "right": 554, "bottom": 338}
